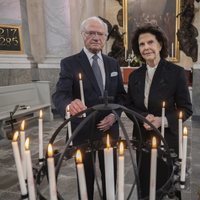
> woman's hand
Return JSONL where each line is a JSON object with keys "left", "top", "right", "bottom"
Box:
{"left": 97, "top": 114, "right": 116, "bottom": 132}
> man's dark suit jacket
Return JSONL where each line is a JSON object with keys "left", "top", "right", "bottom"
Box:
{"left": 127, "top": 59, "right": 192, "bottom": 152}
{"left": 52, "top": 50, "right": 126, "bottom": 145}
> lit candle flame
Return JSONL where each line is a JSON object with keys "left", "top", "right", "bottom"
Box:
{"left": 20, "top": 120, "right": 25, "bottom": 131}
{"left": 39, "top": 110, "right": 43, "bottom": 119}
{"left": 106, "top": 134, "right": 111, "bottom": 149}
{"left": 119, "top": 141, "right": 124, "bottom": 156}
{"left": 152, "top": 137, "right": 157, "bottom": 149}
{"left": 25, "top": 137, "right": 30, "bottom": 150}
{"left": 162, "top": 101, "right": 165, "bottom": 108}
{"left": 179, "top": 111, "right": 183, "bottom": 119}
{"left": 48, "top": 144, "right": 53, "bottom": 157}
{"left": 76, "top": 149, "right": 82, "bottom": 164}
{"left": 79, "top": 73, "right": 82, "bottom": 80}
{"left": 12, "top": 131, "right": 19, "bottom": 142}
{"left": 183, "top": 127, "right": 188, "bottom": 137}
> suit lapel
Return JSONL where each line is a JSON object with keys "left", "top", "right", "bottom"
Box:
{"left": 139, "top": 65, "right": 146, "bottom": 96}
{"left": 148, "top": 59, "right": 167, "bottom": 109}
{"left": 136, "top": 65, "right": 147, "bottom": 109}
{"left": 150, "top": 59, "right": 167, "bottom": 92}
{"left": 102, "top": 55, "right": 110, "bottom": 92}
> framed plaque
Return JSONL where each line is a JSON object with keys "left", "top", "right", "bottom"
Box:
{"left": 0, "top": 24, "right": 24, "bottom": 54}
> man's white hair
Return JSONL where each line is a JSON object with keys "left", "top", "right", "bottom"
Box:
{"left": 80, "top": 16, "right": 108, "bottom": 35}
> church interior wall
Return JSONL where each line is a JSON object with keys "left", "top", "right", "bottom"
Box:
{"left": 0, "top": 0, "right": 200, "bottom": 116}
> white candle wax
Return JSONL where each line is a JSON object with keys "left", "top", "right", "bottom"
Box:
{"left": 117, "top": 142, "right": 124, "bottom": 200}
{"left": 179, "top": 111, "right": 183, "bottom": 161}
{"left": 149, "top": 137, "right": 157, "bottom": 200}
{"left": 79, "top": 73, "right": 86, "bottom": 117}
{"left": 104, "top": 135, "right": 115, "bottom": 200}
{"left": 180, "top": 127, "right": 188, "bottom": 189}
{"left": 12, "top": 131, "right": 28, "bottom": 199}
{"left": 77, "top": 163, "right": 88, "bottom": 200}
{"left": 39, "top": 110, "right": 43, "bottom": 164}
{"left": 20, "top": 120, "right": 26, "bottom": 180}
{"left": 25, "top": 138, "right": 36, "bottom": 200}
{"left": 171, "top": 43, "right": 174, "bottom": 58}
{"left": 76, "top": 150, "right": 88, "bottom": 200}
{"left": 47, "top": 144, "right": 58, "bottom": 200}
{"left": 66, "top": 105, "right": 72, "bottom": 145}
{"left": 131, "top": 50, "right": 134, "bottom": 58}
{"left": 161, "top": 102, "right": 165, "bottom": 146}
{"left": 125, "top": 49, "right": 127, "bottom": 60}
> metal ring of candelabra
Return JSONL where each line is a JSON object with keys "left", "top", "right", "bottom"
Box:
{"left": 35, "top": 103, "right": 176, "bottom": 200}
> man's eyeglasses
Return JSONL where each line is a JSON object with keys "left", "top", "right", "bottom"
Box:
{"left": 84, "top": 31, "right": 107, "bottom": 38}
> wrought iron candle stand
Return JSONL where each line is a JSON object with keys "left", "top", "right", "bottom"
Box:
{"left": 34, "top": 102, "right": 183, "bottom": 200}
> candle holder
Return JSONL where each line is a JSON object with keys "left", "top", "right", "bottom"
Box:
{"left": 125, "top": 53, "right": 135, "bottom": 67}
{"left": 26, "top": 94, "right": 183, "bottom": 200}
{"left": 124, "top": 53, "right": 142, "bottom": 67}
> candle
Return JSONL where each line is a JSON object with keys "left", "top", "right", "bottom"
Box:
{"left": 117, "top": 141, "right": 124, "bottom": 200}
{"left": 76, "top": 149, "right": 88, "bottom": 200}
{"left": 171, "top": 43, "right": 174, "bottom": 58}
{"left": 47, "top": 144, "right": 58, "bottom": 200}
{"left": 12, "top": 131, "right": 28, "bottom": 199}
{"left": 180, "top": 127, "right": 188, "bottom": 189}
{"left": 39, "top": 110, "right": 44, "bottom": 164}
{"left": 104, "top": 134, "right": 115, "bottom": 200}
{"left": 20, "top": 120, "right": 26, "bottom": 181}
{"left": 25, "top": 137, "right": 36, "bottom": 200}
{"left": 66, "top": 105, "right": 72, "bottom": 145}
{"left": 125, "top": 48, "right": 127, "bottom": 60}
{"left": 149, "top": 137, "right": 158, "bottom": 200}
{"left": 79, "top": 73, "right": 86, "bottom": 117}
{"left": 179, "top": 111, "right": 183, "bottom": 161}
{"left": 131, "top": 50, "right": 134, "bottom": 58}
{"left": 161, "top": 101, "right": 165, "bottom": 146}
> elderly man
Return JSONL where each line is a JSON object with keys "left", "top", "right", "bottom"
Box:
{"left": 52, "top": 16, "right": 126, "bottom": 200}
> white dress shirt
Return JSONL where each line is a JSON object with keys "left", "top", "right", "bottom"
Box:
{"left": 83, "top": 47, "right": 105, "bottom": 89}
{"left": 144, "top": 65, "right": 157, "bottom": 108}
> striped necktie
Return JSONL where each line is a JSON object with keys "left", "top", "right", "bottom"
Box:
{"left": 92, "top": 54, "right": 103, "bottom": 94}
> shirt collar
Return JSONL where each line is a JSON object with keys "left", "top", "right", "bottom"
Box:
{"left": 146, "top": 64, "right": 157, "bottom": 71}
{"left": 83, "top": 47, "right": 103, "bottom": 61}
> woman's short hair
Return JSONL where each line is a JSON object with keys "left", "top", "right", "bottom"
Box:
{"left": 131, "top": 24, "right": 169, "bottom": 61}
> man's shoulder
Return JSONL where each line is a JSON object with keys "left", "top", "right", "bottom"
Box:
{"left": 102, "top": 54, "right": 117, "bottom": 61}
{"left": 102, "top": 54, "right": 119, "bottom": 67}
{"left": 61, "top": 52, "right": 83, "bottom": 63}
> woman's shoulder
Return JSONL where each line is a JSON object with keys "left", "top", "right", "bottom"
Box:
{"left": 161, "top": 59, "right": 184, "bottom": 73}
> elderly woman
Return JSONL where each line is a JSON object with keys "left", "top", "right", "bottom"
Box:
{"left": 126, "top": 24, "right": 192, "bottom": 199}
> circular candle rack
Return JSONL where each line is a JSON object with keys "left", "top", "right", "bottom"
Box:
{"left": 35, "top": 103, "right": 179, "bottom": 200}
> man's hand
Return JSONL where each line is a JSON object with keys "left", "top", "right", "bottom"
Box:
{"left": 66, "top": 99, "right": 87, "bottom": 116}
{"left": 97, "top": 114, "right": 116, "bottom": 132}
